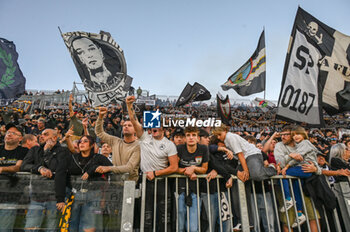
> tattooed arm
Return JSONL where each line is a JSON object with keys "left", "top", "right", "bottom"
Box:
{"left": 125, "top": 96, "right": 144, "bottom": 138}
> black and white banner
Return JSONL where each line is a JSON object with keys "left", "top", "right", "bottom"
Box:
{"left": 217, "top": 93, "right": 232, "bottom": 125}
{"left": 60, "top": 31, "right": 132, "bottom": 106}
{"left": 175, "top": 82, "right": 211, "bottom": 107}
{"left": 277, "top": 7, "right": 350, "bottom": 126}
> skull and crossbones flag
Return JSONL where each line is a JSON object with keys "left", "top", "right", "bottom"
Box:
{"left": 221, "top": 30, "right": 266, "bottom": 96}
{"left": 175, "top": 82, "right": 211, "bottom": 107}
{"left": 60, "top": 30, "right": 132, "bottom": 106}
{"left": 216, "top": 93, "right": 232, "bottom": 125}
{"left": 276, "top": 7, "right": 350, "bottom": 126}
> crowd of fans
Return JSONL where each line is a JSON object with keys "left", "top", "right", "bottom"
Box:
{"left": 0, "top": 93, "right": 350, "bottom": 231}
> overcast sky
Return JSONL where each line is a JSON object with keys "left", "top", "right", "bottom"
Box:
{"left": 1, "top": 0, "right": 349, "bottom": 101}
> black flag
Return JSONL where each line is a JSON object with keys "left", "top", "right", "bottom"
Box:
{"left": 60, "top": 31, "right": 132, "bottom": 106}
{"left": 221, "top": 31, "right": 266, "bottom": 96}
{"left": 277, "top": 7, "right": 350, "bottom": 126}
{"left": 175, "top": 82, "right": 211, "bottom": 107}
{"left": 216, "top": 93, "right": 232, "bottom": 125}
{"left": 0, "top": 38, "right": 26, "bottom": 105}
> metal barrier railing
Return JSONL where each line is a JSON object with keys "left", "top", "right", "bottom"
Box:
{"left": 0, "top": 172, "right": 132, "bottom": 231}
{"left": 138, "top": 174, "right": 346, "bottom": 232}
{"left": 1, "top": 172, "right": 349, "bottom": 231}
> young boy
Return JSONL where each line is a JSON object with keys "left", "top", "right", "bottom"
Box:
{"left": 176, "top": 126, "right": 208, "bottom": 232}
{"left": 212, "top": 125, "right": 276, "bottom": 182}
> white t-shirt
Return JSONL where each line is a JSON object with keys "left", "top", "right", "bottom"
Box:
{"left": 224, "top": 132, "right": 261, "bottom": 159}
{"left": 139, "top": 133, "right": 177, "bottom": 172}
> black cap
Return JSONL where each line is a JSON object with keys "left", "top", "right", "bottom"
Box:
{"left": 199, "top": 128, "right": 209, "bottom": 138}
{"left": 172, "top": 128, "right": 184, "bottom": 137}
{"left": 5, "top": 123, "right": 24, "bottom": 136}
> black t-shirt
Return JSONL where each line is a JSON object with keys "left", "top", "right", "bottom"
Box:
{"left": 177, "top": 144, "right": 209, "bottom": 193}
{"left": 0, "top": 145, "right": 28, "bottom": 167}
{"left": 0, "top": 145, "right": 28, "bottom": 203}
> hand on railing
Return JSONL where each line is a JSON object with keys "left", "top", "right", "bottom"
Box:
{"left": 146, "top": 171, "right": 155, "bottom": 181}
{"left": 81, "top": 172, "right": 89, "bottom": 180}
{"left": 226, "top": 177, "right": 233, "bottom": 188}
{"left": 184, "top": 166, "right": 195, "bottom": 177}
{"left": 95, "top": 166, "right": 111, "bottom": 173}
{"left": 237, "top": 170, "right": 249, "bottom": 182}
{"left": 39, "top": 167, "right": 53, "bottom": 178}
{"left": 56, "top": 202, "right": 65, "bottom": 212}
{"left": 206, "top": 170, "right": 218, "bottom": 182}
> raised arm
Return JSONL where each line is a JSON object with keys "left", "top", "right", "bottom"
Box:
{"left": 125, "top": 96, "right": 143, "bottom": 138}
{"left": 95, "top": 107, "right": 119, "bottom": 146}
{"left": 69, "top": 93, "right": 74, "bottom": 118}
{"left": 263, "top": 132, "right": 279, "bottom": 154}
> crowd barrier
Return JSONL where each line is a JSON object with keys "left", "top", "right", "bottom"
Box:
{"left": 0, "top": 172, "right": 134, "bottom": 232}
{"left": 1, "top": 172, "right": 350, "bottom": 231}
{"left": 138, "top": 174, "right": 350, "bottom": 232}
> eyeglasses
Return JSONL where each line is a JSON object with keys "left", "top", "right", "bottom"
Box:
{"left": 280, "top": 133, "right": 291, "bottom": 136}
{"left": 6, "top": 131, "right": 21, "bottom": 136}
{"left": 79, "top": 139, "right": 90, "bottom": 144}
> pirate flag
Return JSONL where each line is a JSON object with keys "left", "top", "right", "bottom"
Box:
{"left": 175, "top": 82, "right": 211, "bottom": 107}
{"left": 60, "top": 30, "right": 132, "bottom": 106}
{"left": 216, "top": 93, "right": 232, "bottom": 125}
{"left": 277, "top": 7, "right": 350, "bottom": 126}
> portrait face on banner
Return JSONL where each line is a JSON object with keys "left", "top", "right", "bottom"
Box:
{"left": 61, "top": 31, "right": 132, "bottom": 106}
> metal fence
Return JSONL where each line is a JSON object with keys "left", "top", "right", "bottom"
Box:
{"left": 137, "top": 174, "right": 350, "bottom": 232}
{"left": 2, "top": 172, "right": 350, "bottom": 231}
{"left": 0, "top": 172, "right": 134, "bottom": 232}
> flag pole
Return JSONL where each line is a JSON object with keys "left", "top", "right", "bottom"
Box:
{"left": 263, "top": 26, "right": 266, "bottom": 100}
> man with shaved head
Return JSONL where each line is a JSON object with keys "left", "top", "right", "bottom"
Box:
{"left": 21, "top": 128, "right": 70, "bottom": 230}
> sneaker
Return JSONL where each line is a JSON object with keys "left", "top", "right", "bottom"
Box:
{"left": 268, "top": 163, "right": 277, "bottom": 169}
{"left": 233, "top": 223, "right": 241, "bottom": 231}
{"left": 292, "top": 213, "right": 306, "bottom": 228}
{"left": 280, "top": 199, "right": 293, "bottom": 212}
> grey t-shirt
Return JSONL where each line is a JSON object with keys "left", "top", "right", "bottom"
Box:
{"left": 139, "top": 133, "right": 177, "bottom": 172}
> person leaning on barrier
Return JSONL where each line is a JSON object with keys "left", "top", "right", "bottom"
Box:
{"left": 94, "top": 106, "right": 140, "bottom": 181}
{"left": 20, "top": 128, "right": 69, "bottom": 231}
{"left": 274, "top": 125, "right": 320, "bottom": 232}
{"left": 176, "top": 126, "right": 208, "bottom": 232}
{"left": 205, "top": 135, "right": 238, "bottom": 232}
{"left": 212, "top": 125, "right": 277, "bottom": 182}
{"left": 0, "top": 123, "right": 28, "bottom": 231}
{"left": 55, "top": 135, "right": 112, "bottom": 231}
{"left": 126, "top": 95, "right": 178, "bottom": 231}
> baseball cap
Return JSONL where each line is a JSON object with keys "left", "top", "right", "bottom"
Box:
{"left": 5, "top": 123, "right": 24, "bottom": 136}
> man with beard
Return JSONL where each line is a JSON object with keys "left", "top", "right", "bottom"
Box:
{"left": 20, "top": 129, "right": 69, "bottom": 231}
{"left": 0, "top": 123, "right": 28, "bottom": 230}
{"left": 126, "top": 96, "right": 178, "bottom": 231}
{"left": 94, "top": 107, "right": 140, "bottom": 181}
{"left": 274, "top": 125, "right": 320, "bottom": 232}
